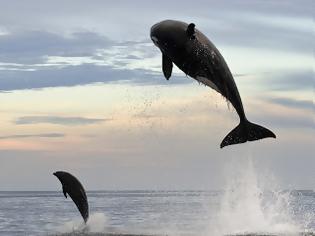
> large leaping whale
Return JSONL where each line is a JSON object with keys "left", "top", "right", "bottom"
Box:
{"left": 53, "top": 171, "right": 89, "bottom": 223}
{"left": 150, "top": 20, "right": 276, "bottom": 148}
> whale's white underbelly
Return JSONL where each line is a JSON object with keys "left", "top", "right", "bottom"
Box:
{"left": 196, "top": 76, "right": 221, "bottom": 93}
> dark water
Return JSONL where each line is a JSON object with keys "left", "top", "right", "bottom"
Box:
{"left": 0, "top": 190, "right": 314, "bottom": 236}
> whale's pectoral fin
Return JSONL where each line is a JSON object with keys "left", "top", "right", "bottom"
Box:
{"left": 162, "top": 53, "right": 173, "bottom": 80}
{"left": 186, "top": 23, "right": 196, "bottom": 39}
{"left": 62, "top": 186, "right": 68, "bottom": 198}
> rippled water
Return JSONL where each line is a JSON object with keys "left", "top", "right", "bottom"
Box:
{"left": 0, "top": 189, "right": 314, "bottom": 236}
{"left": 1, "top": 156, "right": 314, "bottom": 236}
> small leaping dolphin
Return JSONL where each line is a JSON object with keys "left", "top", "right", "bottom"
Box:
{"left": 150, "top": 20, "right": 276, "bottom": 148}
{"left": 53, "top": 171, "right": 89, "bottom": 223}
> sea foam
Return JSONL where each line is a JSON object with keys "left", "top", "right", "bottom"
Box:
{"left": 57, "top": 212, "right": 108, "bottom": 234}
{"left": 210, "top": 154, "right": 302, "bottom": 236}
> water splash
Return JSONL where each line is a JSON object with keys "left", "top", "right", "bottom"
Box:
{"left": 210, "top": 155, "right": 302, "bottom": 236}
{"left": 57, "top": 212, "right": 108, "bottom": 233}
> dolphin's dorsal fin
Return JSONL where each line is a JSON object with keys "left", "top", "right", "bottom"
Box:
{"left": 62, "top": 186, "right": 68, "bottom": 198}
{"left": 186, "top": 23, "right": 196, "bottom": 39}
{"left": 162, "top": 53, "right": 173, "bottom": 80}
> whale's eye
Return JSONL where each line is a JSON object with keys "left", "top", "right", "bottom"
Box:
{"left": 151, "top": 36, "right": 159, "bottom": 45}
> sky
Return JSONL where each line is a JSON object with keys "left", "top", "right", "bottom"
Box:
{"left": 0, "top": 0, "right": 313, "bottom": 191}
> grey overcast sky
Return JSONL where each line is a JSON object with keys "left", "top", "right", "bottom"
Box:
{"left": 0, "top": 0, "right": 313, "bottom": 191}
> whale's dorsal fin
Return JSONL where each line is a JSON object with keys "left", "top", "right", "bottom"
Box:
{"left": 162, "top": 53, "right": 173, "bottom": 80}
{"left": 186, "top": 23, "right": 196, "bottom": 39}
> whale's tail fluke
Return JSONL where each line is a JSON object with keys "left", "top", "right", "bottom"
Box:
{"left": 220, "top": 120, "right": 276, "bottom": 148}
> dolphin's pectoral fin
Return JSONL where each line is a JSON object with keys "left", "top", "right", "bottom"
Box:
{"left": 62, "top": 186, "right": 68, "bottom": 198}
{"left": 186, "top": 23, "right": 196, "bottom": 39}
{"left": 162, "top": 54, "right": 173, "bottom": 80}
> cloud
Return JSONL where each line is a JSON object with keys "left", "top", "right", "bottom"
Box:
{"left": 240, "top": 70, "right": 313, "bottom": 93}
{"left": 0, "top": 27, "right": 310, "bottom": 92}
{"left": 0, "top": 63, "right": 191, "bottom": 91}
{"left": 247, "top": 97, "right": 314, "bottom": 130}
{"left": 0, "top": 31, "right": 113, "bottom": 64}
{"left": 200, "top": 10, "right": 312, "bottom": 54}
{"left": 15, "top": 116, "right": 109, "bottom": 126}
{"left": 0, "top": 29, "right": 192, "bottom": 90}
{"left": 264, "top": 97, "right": 314, "bottom": 129}
{"left": 263, "top": 70, "right": 313, "bottom": 91}
{"left": 0, "top": 0, "right": 311, "bottom": 54}
{"left": 267, "top": 97, "right": 314, "bottom": 111}
{"left": 0, "top": 133, "right": 64, "bottom": 140}
{"left": 264, "top": 113, "right": 314, "bottom": 130}
{"left": 0, "top": 3, "right": 311, "bottom": 91}
{"left": 0, "top": 0, "right": 311, "bottom": 73}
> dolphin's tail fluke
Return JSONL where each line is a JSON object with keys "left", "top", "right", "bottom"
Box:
{"left": 220, "top": 120, "right": 276, "bottom": 148}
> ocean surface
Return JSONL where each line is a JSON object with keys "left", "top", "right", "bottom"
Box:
{"left": 0, "top": 189, "right": 314, "bottom": 236}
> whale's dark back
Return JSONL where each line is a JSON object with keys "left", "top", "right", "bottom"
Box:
{"left": 53, "top": 171, "right": 89, "bottom": 222}
{"left": 150, "top": 20, "right": 235, "bottom": 98}
{"left": 150, "top": 20, "right": 276, "bottom": 148}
